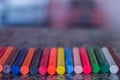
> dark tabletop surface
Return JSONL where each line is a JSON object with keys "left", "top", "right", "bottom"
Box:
{"left": 0, "top": 28, "right": 120, "bottom": 54}
{"left": 0, "top": 28, "right": 120, "bottom": 79}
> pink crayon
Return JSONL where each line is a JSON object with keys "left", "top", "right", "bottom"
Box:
{"left": 39, "top": 48, "right": 50, "bottom": 75}
{"left": 73, "top": 47, "right": 83, "bottom": 74}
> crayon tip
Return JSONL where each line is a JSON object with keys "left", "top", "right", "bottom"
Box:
{"left": 66, "top": 65, "right": 74, "bottom": 74}
{"left": 39, "top": 66, "right": 47, "bottom": 75}
{"left": 3, "top": 65, "right": 11, "bottom": 73}
{"left": 110, "top": 65, "right": 119, "bottom": 73}
{"left": 0, "top": 65, "right": 3, "bottom": 72}
{"left": 74, "top": 66, "right": 83, "bottom": 74}
{"left": 20, "top": 66, "right": 29, "bottom": 75}
{"left": 30, "top": 66, "right": 38, "bottom": 74}
{"left": 92, "top": 64, "right": 100, "bottom": 73}
{"left": 101, "top": 64, "right": 109, "bottom": 73}
{"left": 47, "top": 67, "right": 56, "bottom": 75}
{"left": 11, "top": 65, "right": 20, "bottom": 75}
{"left": 56, "top": 66, "right": 65, "bottom": 75}
{"left": 83, "top": 65, "right": 92, "bottom": 74}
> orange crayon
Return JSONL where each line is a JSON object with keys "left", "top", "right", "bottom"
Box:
{"left": 0, "top": 46, "right": 14, "bottom": 72}
{"left": 47, "top": 48, "right": 57, "bottom": 75}
{"left": 20, "top": 48, "right": 36, "bottom": 75}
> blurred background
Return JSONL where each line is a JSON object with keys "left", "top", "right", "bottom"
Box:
{"left": 0, "top": 0, "right": 120, "bottom": 29}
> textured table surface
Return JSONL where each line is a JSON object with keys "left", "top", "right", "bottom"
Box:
{"left": 0, "top": 28, "right": 120, "bottom": 52}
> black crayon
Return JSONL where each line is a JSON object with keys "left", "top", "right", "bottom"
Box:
{"left": 30, "top": 48, "right": 42, "bottom": 74}
{"left": 11, "top": 48, "right": 28, "bottom": 75}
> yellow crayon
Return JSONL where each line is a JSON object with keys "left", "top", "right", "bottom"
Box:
{"left": 56, "top": 47, "right": 65, "bottom": 74}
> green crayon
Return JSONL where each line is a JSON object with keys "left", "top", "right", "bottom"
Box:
{"left": 87, "top": 47, "right": 100, "bottom": 73}
{"left": 94, "top": 48, "right": 109, "bottom": 73}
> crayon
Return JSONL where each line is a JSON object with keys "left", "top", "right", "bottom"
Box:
{"left": 0, "top": 46, "right": 14, "bottom": 72}
{"left": 20, "top": 48, "right": 36, "bottom": 75}
{"left": 30, "top": 48, "right": 42, "bottom": 75}
{"left": 47, "top": 48, "right": 57, "bottom": 75}
{"left": 65, "top": 47, "right": 74, "bottom": 74}
{"left": 108, "top": 47, "right": 120, "bottom": 71}
{"left": 11, "top": 48, "right": 28, "bottom": 75}
{"left": 87, "top": 47, "right": 100, "bottom": 73}
{"left": 3, "top": 48, "right": 20, "bottom": 74}
{"left": 102, "top": 47, "right": 119, "bottom": 73}
{"left": 79, "top": 48, "right": 92, "bottom": 74}
{"left": 0, "top": 47, "right": 7, "bottom": 58}
{"left": 94, "top": 48, "right": 109, "bottom": 73}
{"left": 39, "top": 48, "right": 50, "bottom": 75}
{"left": 73, "top": 47, "right": 83, "bottom": 74}
{"left": 56, "top": 47, "right": 65, "bottom": 75}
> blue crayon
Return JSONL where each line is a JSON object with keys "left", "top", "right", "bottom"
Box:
{"left": 11, "top": 48, "right": 28, "bottom": 75}
{"left": 65, "top": 47, "right": 74, "bottom": 74}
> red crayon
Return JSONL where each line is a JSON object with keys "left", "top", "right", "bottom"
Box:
{"left": 79, "top": 48, "right": 92, "bottom": 74}
{"left": 0, "top": 47, "right": 7, "bottom": 58}
{"left": 47, "top": 48, "right": 57, "bottom": 75}
{"left": 39, "top": 48, "right": 50, "bottom": 75}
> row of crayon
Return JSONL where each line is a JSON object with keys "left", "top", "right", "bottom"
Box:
{"left": 0, "top": 46, "right": 119, "bottom": 75}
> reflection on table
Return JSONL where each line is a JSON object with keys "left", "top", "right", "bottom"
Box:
{"left": 1, "top": 73, "right": 120, "bottom": 80}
